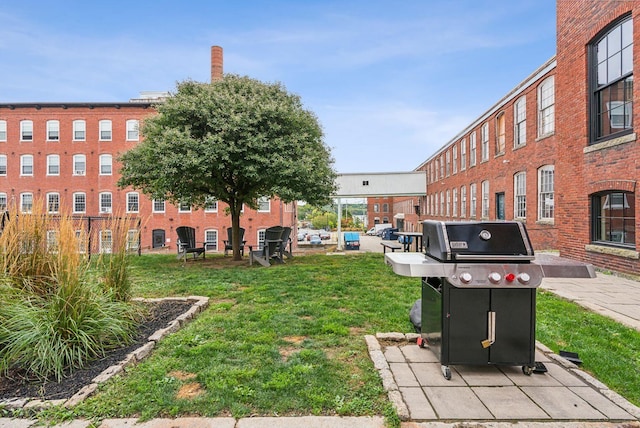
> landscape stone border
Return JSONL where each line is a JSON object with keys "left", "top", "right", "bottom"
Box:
{"left": 365, "top": 332, "right": 640, "bottom": 421}
{"left": 1, "top": 296, "right": 209, "bottom": 411}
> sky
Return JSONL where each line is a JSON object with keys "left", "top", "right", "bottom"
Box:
{"left": 0, "top": 1, "right": 557, "bottom": 173}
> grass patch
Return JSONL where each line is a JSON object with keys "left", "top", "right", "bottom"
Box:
{"left": 32, "top": 252, "right": 639, "bottom": 423}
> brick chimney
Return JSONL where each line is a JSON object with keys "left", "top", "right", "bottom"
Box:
{"left": 211, "top": 46, "right": 223, "bottom": 82}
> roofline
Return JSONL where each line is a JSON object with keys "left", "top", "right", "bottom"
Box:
{"left": 0, "top": 102, "right": 155, "bottom": 109}
{"left": 414, "top": 55, "right": 557, "bottom": 171}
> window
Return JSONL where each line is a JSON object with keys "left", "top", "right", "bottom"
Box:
{"left": 99, "top": 154, "right": 112, "bottom": 175}
{"left": 257, "top": 196, "right": 270, "bottom": 212}
{"left": 496, "top": 112, "right": 506, "bottom": 155}
{"left": 75, "top": 230, "right": 88, "bottom": 254}
{"left": 20, "top": 154, "right": 33, "bottom": 176}
{"left": 127, "top": 192, "right": 139, "bottom": 213}
{"left": 73, "top": 193, "right": 86, "bottom": 213}
{"left": 0, "top": 155, "right": 6, "bottom": 175}
{"left": 460, "top": 139, "right": 467, "bottom": 170}
{"left": 434, "top": 193, "right": 439, "bottom": 216}
{"left": 591, "top": 17, "right": 633, "bottom": 142}
{"left": 257, "top": 229, "right": 266, "bottom": 249}
{"left": 591, "top": 190, "right": 635, "bottom": 247}
{"left": 126, "top": 120, "right": 139, "bottom": 141}
{"left": 383, "top": 203, "right": 389, "bottom": 212}
{"left": 538, "top": 76, "right": 555, "bottom": 137}
{"left": 453, "top": 146, "right": 458, "bottom": 174}
{"left": 73, "top": 120, "right": 86, "bottom": 141}
{"left": 21, "top": 193, "right": 33, "bottom": 213}
{"left": 47, "top": 230, "right": 58, "bottom": 252}
{"left": 0, "top": 120, "right": 6, "bottom": 141}
{"left": 46, "top": 120, "right": 60, "bottom": 141}
{"left": 481, "top": 181, "right": 490, "bottom": 218}
{"left": 99, "top": 120, "right": 112, "bottom": 141}
{"left": 470, "top": 183, "right": 477, "bottom": 218}
{"left": 153, "top": 199, "right": 165, "bottom": 213}
{"left": 47, "top": 193, "right": 60, "bottom": 214}
{"left": 73, "top": 154, "right": 86, "bottom": 175}
{"left": 100, "top": 192, "right": 112, "bottom": 213}
{"left": 453, "top": 188, "right": 458, "bottom": 217}
{"left": 127, "top": 230, "right": 139, "bottom": 251}
{"left": 538, "top": 165, "right": 555, "bottom": 220}
{"left": 205, "top": 197, "right": 218, "bottom": 212}
{"left": 445, "top": 151, "right": 451, "bottom": 176}
{"left": 469, "top": 132, "right": 477, "bottom": 166}
{"left": 481, "top": 123, "right": 489, "bottom": 161}
{"left": 178, "top": 201, "right": 191, "bottom": 212}
{"left": 20, "top": 120, "right": 33, "bottom": 141}
{"left": 446, "top": 190, "right": 451, "bottom": 217}
{"left": 0, "top": 193, "right": 6, "bottom": 211}
{"left": 373, "top": 203, "right": 380, "bottom": 213}
{"left": 205, "top": 229, "right": 218, "bottom": 250}
{"left": 460, "top": 186, "right": 467, "bottom": 218}
{"left": 439, "top": 155, "right": 444, "bottom": 178}
{"left": 440, "top": 191, "right": 444, "bottom": 216}
{"left": 47, "top": 154, "right": 60, "bottom": 175}
{"left": 514, "top": 97, "right": 527, "bottom": 147}
{"left": 514, "top": 172, "right": 527, "bottom": 218}
{"left": 100, "top": 230, "right": 113, "bottom": 254}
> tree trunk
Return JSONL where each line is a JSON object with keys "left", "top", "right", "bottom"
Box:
{"left": 230, "top": 201, "right": 243, "bottom": 261}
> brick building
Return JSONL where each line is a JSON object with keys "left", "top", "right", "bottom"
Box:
{"left": 386, "top": 0, "right": 640, "bottom": 275}
{"left": 0, "top": 46, "right": 296, "bottom": 254}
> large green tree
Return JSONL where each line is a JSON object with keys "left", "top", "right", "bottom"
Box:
{"left": 118, "top": 75, "right": 337, "bottom": 260}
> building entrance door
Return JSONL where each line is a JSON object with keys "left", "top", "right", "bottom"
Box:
{"left": 496, "top": 193, "right": 505, "bottom": 220}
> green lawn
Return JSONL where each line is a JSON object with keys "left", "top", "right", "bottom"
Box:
{"left": 51, "top": 252, "right": 639, "bottom": 423}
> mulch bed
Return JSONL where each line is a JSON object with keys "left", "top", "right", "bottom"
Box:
{"left": 0, "top": 300, "right": 192, "bottom": 401}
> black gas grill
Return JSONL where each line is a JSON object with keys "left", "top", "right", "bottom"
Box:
{"left": 386, "top": 220, "right": 594, "bottom": 380}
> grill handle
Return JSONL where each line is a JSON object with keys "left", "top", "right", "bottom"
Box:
{"left": 455, "top": 254, "right": 535, "bottom": 261}
{"left": 481, "top": 311, "right": 496, "bottom": 349}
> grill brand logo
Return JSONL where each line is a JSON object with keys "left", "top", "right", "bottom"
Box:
{"left": 450, "top": 241, "right": 468, "bottom": 249}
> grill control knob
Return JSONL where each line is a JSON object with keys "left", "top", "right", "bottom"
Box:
{"left": 488, "top": 272, "right": 502, "bottom": 284}
{"left": 517, "top": 273, "right": 531, "bottom": 285}
{"left": 459, "top": 272, "right": 473, "bottom": 284}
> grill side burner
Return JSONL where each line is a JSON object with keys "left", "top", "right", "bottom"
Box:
{"left": 385, "top": 220, "right": 596, "bottom": 380}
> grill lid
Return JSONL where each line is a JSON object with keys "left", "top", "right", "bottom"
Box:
{"left": 423, "top": 220, "right": 535, "bottom": 263}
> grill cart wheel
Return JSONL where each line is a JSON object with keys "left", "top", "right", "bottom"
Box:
{"left": 522, "top": 365, "right": 534, "bottom": 375}
{"left": 441, "top": 365, "right": 452, "bottom": 380}
{"left": 417, "top": 337, "right": 427, "bottom": 348}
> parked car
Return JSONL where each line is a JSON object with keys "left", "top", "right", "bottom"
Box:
{"left": 297, "top": 232, "right": 307, "bottom": 241}
{"left": 319, "top": 230, "right": 331, "bottom": 240}
{"left": 309, "top": 234, "right": 322, "bottom": 245}
{"left": 366, "top": 227, "right": 376, "bottom": 236}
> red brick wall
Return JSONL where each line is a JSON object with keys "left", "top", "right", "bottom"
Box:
{"left": 414, "top": 60, "right": 559, "bottom": 251}
{"left": 556, "top": 0, "right": 640, "bottom": 274}
{"left": 0, "top": 104, "right": 296, "bottom": 253}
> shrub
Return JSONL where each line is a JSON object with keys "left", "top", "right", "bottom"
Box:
{"left": 0, "top": 201, "right": 139, "bottom": 380}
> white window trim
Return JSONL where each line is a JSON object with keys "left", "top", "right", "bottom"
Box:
{"left": 126, "top": 119, "right": 139, "bottom": 141}
{"left": 126, "top": 192, "right": 140, "bottom": 213}
{"left": 257, "top": 197, "right": 271, "bottom": 213}
{"left": 21, "top": 192, "right": 33, "bottom": 213}
{"left": 100, "top": 192, "right": 113, "bottom": 214}
{"left": 47, "top": 154, "right": 60, "bottom": 176}
{"left": 99, "top": 120, "right": 112, "bottom": 141}
{"left": 73, "top": 154, "right": 86, "bottom": 176}
{"left": 99, "top": 154, "right": 113, "bottom": 175}
{"left": 204, "top": 197, "right": 218, "bottom": 212}
{"left": 0, "top": 155, "right": 7, "bottom": 176}
{"left": 153, "top": 199, "right": 166, "bottom": 213}
{"left": 73, "top": 120, "right": 86, "bottom": 141}
{"left": 0, "top": 120, "right": 7, "bottom": 142}
{"left": 47, "top": 192, "right": 60, "bottom": 214}
{"left": 204, "top": 229, "right": 218, "bottom": 251}
{"left": 46, "top": 120, "right": 60, "bottom": 142}
{"left": 20, "top": 120, "right": 33, "bottom": 142}
{"left": 20, "top": 154, "right": 34, "bottom": 176}
{"left": 73, "top": 192, "right": 86, "bottom": 214}
{"left": 514, "top": 172, "right": 527, "bottom": 219}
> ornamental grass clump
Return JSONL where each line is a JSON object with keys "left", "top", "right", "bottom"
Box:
{"left": 0, "top": 201, "right": 139, "bottom": 381}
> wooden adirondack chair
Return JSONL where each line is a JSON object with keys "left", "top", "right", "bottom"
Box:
{"left": 249, "top": 226, "right": 284, "bottom": 267}
{"left": 223, "top": 227, "right": 246, "bottom": 256}
{"left": 176, "top": 226, "right": 206, "bottom": 261}
{"left": 279, "top": 226, "right": 293, "bottom": 260}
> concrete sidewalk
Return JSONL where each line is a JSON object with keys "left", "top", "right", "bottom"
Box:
{"left": 2, "top": 264, "right": 640, "bottom": 427}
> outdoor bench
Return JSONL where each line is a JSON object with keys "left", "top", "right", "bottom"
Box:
{"left": 381, "top": 241, "right": 403, "bottom": 253}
